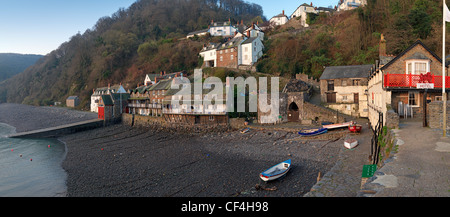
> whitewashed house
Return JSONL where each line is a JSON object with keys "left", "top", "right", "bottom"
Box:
{"left": 337, "top": 0, "right": 367, "bottom": 11}
{"left": 291, "top": 3, "right": 318, "bottom": 27}
{"left": 269, "top": 10, "right": 289, "bottom": 26}
{"left": 208, "top": 20, "right": 238, "bottom": 37}
{"left": 199, "top": 43, "right": 219, "bottom": 67}
{"left": 91, "top": 84, "right": 126, "bottom": 113}
{"left": 239, "top": 37, "right": 264, "bottom": 66}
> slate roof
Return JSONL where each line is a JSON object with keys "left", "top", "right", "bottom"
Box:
{"left": 320, "top": 64, "right": 373, "bottom": 80}
{"left": 242, "top": 37, "right": 259, "bottom": 45}
{"left": 381, "top": 40, "right": 443, "bottom": 70}
{"left": 67, "top": 96, "right": 78, "bottom": 100}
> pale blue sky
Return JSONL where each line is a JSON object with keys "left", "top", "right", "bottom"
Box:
{"left": 0, "top": 0, "right": 339, "bottom": 55}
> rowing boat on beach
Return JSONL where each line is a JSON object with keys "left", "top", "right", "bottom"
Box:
{"left": 323, "top": 121, "right": 353, "bottom": 130}
{"left": 260, "top": 159, "right": 291, "bottom": 181}
{"left": 298, "top": 128, "right": 327, "bottom": 136}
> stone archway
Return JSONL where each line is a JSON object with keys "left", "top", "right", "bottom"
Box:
{"left": 288, "top": 102, "right": 299, "bottom": 122}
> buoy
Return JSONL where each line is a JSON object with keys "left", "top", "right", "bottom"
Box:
{"left": 48, "top": 145, "right": 50, "bottom": 148}
{"left": 101, "top": 148, "right": 104, "bottom": 151}
{"left": 30, "top": 158, "right": 32, "bottom": 161}
{"left": 11, "top": 149, "right": 13, "bottom": 152}
{"left": 19, "top": 154, "right": 22, "bottom": 157}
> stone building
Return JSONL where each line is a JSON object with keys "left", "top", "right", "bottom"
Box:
{"left": 66, "top": 96, "right": 80, "bottom": 108}
{"left": 368, "top": 36, "right": 450, "bottom": 128}
{"left": 320, "top": 64, "right": 372, "bottom": 118}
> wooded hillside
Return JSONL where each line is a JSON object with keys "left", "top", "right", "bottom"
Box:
{"left": 0, "top": 0, "right": 264, "bottom": 107}
{"left": 0, "top": 0, "right": 448, "bottom": 109}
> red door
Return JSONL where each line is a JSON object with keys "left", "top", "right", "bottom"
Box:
{"left": 98, "top": 106, "right": 105, "bottom": 120}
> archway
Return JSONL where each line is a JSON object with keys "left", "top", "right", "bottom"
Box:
{"left": 288, "top": 102, "right": 299, "bottom": 122}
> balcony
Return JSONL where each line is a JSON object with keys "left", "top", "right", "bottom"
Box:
{"left": 384, "top": 74, "right": 450, "bottom": 89}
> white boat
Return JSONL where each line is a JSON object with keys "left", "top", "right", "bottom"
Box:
{"left": 260, "top": 159, "right": 291, "bottom": 181}
{"left": 323, "top": 121, "right": 353, "bottom": 130}
{"left": 344, "top": 138, "right": 358, "bottom": 149}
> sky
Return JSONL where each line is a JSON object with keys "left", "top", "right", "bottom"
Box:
{"left": 0, "top": 0, "right": 339, "bottom": 55}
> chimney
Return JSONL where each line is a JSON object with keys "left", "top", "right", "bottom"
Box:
{"left": 241, "top": 20, "right": 243, "bottom": 25}
{"left": 93, "top": 89, "right": 95, "bottom": 94}
{"left": 160, "top": 71, "right": 163, "bottom": 76}
{"left": 310, "top": 2, "right": 313, "bottom": 6}
{"left": 247, "top": 30, "right": 250, "bottom": 38}
{"left": 379, "top": 34, "right": 387, "bottom": 57}
{"left": 108, "top": 83, "right": 111, "bottom": 89}
{"left": 282, "top": 10, "right": 285, "bottom": 16}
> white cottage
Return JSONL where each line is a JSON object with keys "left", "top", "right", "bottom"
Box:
{"left": 291, "top": 3, "right": 317, "bottom": 27}
{"left": 199, "top": 43, "right": 219, "bottom": 67}
{"left": 239, "top": 37, "right": 264, "bottom": 66}
{"left": 269, "top": 10, "right": 289, "bottom": 26}
{"left": 337, "top": 0, "right": 367, "bottom": 11}
{"left": 91, "top": 84, "right": 126, "bottom": 113}
{"left": 208, "top": 20, "right": 238, "bottom": 37}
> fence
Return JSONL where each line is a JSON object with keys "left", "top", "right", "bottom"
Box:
{"left": 370, "top": 112, "right": 383, "bottom": 165}
{"left": 384, "top": 74, "right": 450, "bottom": 88}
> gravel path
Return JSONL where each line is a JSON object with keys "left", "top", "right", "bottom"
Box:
{"left": 60, "top": 124, "right": 343, "bottom": 197}
{"left": 0, "top": 103, "right": 98, "bottom": 133}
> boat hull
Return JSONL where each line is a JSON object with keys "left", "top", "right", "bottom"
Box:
{"left": 298, "top": 128, "right": 327, "bottom": 136}
{"left": 344, "top": 138, "right": 358, "bottom": 149}
{"left": 348, "top": 124, "right": 362, "bottom": 133}
{"left": 260, "top": 159, "right": 291, "bottom": 181}
{"left": 323, "top": 121, "right": 353, "bottom": 130}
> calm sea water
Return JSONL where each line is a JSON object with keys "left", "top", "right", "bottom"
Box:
{"left": 0, "top": 123, "right": 67, "bottom": 197}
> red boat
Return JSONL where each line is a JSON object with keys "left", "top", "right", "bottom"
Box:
{"left": 348, "top": 124, "right": 362, "bottom": 133}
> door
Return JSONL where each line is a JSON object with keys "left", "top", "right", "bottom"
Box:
{"left": 354, "top": 93, "right": 359, "bottom": 103}
{"left": 327, "top": 92, "right": 336, "bottom": 103}
{"left": 288, "top": 102, "right": 299, "bottom": 122}
{"left": 98, "top": 107, "right": 105, "bottom": 120}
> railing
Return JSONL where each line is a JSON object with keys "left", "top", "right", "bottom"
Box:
{"left": 162, "top": 108, "right": 227, "bottom": 115}
{"left": 384, "top": 74, "right": 450, "bottom": 88}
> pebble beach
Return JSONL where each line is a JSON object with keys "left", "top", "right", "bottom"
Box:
{"left": 60, "top": 124, "right": 343, "bottom": 197}
{"left": 0, "top": 103, "right": 355, "bottom": 197}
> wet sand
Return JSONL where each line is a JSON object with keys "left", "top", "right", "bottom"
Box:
{"left": 60, "top": 124, "right": 343, "bottom": 197}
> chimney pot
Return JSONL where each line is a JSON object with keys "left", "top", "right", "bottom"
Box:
{"left": 282, "top": 10, "right": 285, "bottom": 15}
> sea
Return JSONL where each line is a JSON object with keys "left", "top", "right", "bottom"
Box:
{"left": 0, "top": 123, "right": 67, "bottom": 197}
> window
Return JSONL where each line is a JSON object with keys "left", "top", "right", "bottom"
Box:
{"left": 415, "top": 62, "right": 427, "bottom": 74}
{"left": 244, "top": 55, "right": 248, "bottom": 60}
{"left": 327, "top": 80, "right": 334, "bottom": 91}
{"left": 342, "top": 95, "right": 347, "bottom": 101}
{"left": 245, "top": 47, "right": 248, "bottom": 52}
{"left": 409, "top": 92, "right": 419, "bottom": 107}
{"left": 353, "top": 79, "right": 360, "bottom": 86}
{"left": 230, "top": 54, "right": 234, "bottom": 60}
{"left": 342, "top": 80, "right": 347, "bottom": 86}
{"left": 209, "top": 116, "right": 214, "bottom": 121}
{"left": 220, "top": 56, "right": 223, "bottom": 61}
{"left": 406, "top": 60, "right": 430, "bottom": 75}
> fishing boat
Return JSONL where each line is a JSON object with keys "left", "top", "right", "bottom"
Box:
{"left": 323, "top": 121, "right": 353, "bottom": 130}
{"left": 298, "top": 127, "right": 327, "bottom": 136}
{"left": 348, "top": 123, "right": 362, "bottom": 133}
{"left": 344, "top": 138, "right": 358, "bottom": 149}
{"left": 260, "top": 159, "right": 291, "bottom": 182}
{"left": 240, "top": 127, "right": 250, "bottom": 134}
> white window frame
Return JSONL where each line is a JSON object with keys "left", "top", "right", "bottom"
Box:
{"left": 406, "top": 60, "right": 430, "bottom": 75}
{"left": 408, "top": 91, "right": 420, "bottom": 107}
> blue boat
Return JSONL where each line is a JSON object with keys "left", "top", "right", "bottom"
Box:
{"left": 298, "top": 128, "right": 328, "bottom": 136}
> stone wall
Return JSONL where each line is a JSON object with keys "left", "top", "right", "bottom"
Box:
{"left": 122, "top": 113, "right": 231, "bottom": 133}
{"left": 428, "top": 101, "right": 450, "bottom": 129}
{"left": 303, "top": 102, "right": 346, "bottom": 123}
{"left": 385, "top": 109, "right": 399, "bottom": 129}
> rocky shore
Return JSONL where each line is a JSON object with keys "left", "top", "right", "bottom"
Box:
{"left": 60, "top": 124, "right": 343, "bottom": 197}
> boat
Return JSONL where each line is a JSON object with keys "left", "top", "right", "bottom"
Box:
{"left": 348, "top": 123, "right": 362, "bottom": 133}
{"left": 298, "top": 128, "right": 327, "bottom": 136}
{"left": 240, "top": 127, "right": 250, "bottom": 134}
{"left": 323, "top": 121, "right": 353, "bottom": 130}
{"left": 344, "top": 138, "right": 358, "bottom": 149}
{"left": 260, "top": 159, "right": 291, "bottom": 181}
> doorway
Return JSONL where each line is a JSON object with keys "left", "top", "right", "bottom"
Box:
{"left": 288, "top": 102, "right": 299, "bottom": 122}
